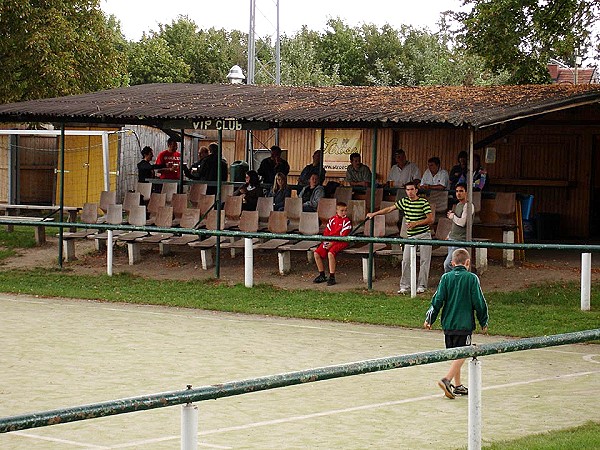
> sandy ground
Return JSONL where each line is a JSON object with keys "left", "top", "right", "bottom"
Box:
{"left": 1, "top": 294, "right": 599, "bottom": 449}
{"left": 2, "top": 235, "right": 600, "bottom": 293}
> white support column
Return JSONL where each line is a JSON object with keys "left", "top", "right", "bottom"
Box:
{"left": 107, "top": 230, "right": 113, "bottom": 276}
{"left": 502, "top": 230, "right": 514, "bottom": 268}
{"left": 468, "top": 357, "right": 482, "bottom": 450}
{"left": 581, "top": 253, "right": 591, "bottom": 311}
{"left": 245, "top": 238, "right": 254, "bottom": 288}
{"left": 101, "top": 132, "right": 110, "bottom": 191}
{"left": 410, "top": 244, "right": 417, "bottom": 297}
{"left": 278, "top": 250, "right": 291, "bottom": 275}
{"left": 181, "top": 403, "right": 198, "bottom": 450}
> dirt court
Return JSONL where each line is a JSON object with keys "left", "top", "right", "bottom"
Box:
{"left": 2, "top": 235, "right": 600, "bottom": 293}
{"left": 1, "top": 293, "right": 599, "bottom": 449}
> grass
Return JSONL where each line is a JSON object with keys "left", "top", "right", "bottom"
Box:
{"left": 0, "top": 226, "right": 37, "bottom": 259}
{"left": 480, "top": 421, "right": 600, "bottom": 449}
{"left": 0, "top": 269, "right": 597, "bottom": 338}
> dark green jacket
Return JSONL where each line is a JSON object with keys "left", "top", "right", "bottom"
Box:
{"left": 425, "top": 265, "right": 489, "bottom": 334}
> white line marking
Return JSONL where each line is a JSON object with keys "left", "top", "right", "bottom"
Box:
{"left": 13, "top": 431, "right": 109, "bottom": 448}
{"left": 107, "top": 434, "right": 232, "bottom": 449}
{"left": 583, "top": 354, "right": 600, "bottom": 364}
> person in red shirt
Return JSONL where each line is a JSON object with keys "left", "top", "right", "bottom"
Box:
{"left": 155, "top": 137, "right": 181, "bottom": 180}
{"left": 313, "top": 202, "right": 352, "bottom": 286}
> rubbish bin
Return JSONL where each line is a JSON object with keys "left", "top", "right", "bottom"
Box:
{"left": 536, "top": 213, "right": 560, "bottom": 240}
{"left": 230, "top": 161, "right": 249, "bottom": 183}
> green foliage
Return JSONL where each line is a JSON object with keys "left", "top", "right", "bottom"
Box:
{"left": 454, "top": 0, "right": 600, "bottom": 84}
{"left": 0, "top": 0, "right": 128, "bottom": 103}
{"left": 0, "top": 270, "right": 597, "bottom": 338}
{"left": 480, "top": 421, "right": 600, "bottom": 450}
{"left": 127, "top": 35, "right": 191, "bottom": 85}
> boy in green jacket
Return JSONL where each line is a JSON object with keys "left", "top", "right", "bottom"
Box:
{"left": 424, "top": 248, "right": 489, "bottom": 399}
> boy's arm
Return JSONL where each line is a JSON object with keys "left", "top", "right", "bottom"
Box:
{"left": 471, "top": 277, "right": 489, "bottom": 331}
{"left": 424, "top": 279, "right": 445, "bottom": 328}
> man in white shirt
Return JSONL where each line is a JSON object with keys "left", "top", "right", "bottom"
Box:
{"left": 420, "top": 157, "right": 449, "bottom": 191}
{"left": 387, "top": 149, "right": 420, "bottom": 188}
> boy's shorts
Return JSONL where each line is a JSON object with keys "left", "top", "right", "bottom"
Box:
{"left": 445, "top": 334, "right": 472, "bottom": 349}
{"left": 315, "top": 242, "right": 348, "bottom": 259}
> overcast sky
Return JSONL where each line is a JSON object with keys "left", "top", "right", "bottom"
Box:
{"left": 101, "top": 0, "right": 464, "bottom": 41}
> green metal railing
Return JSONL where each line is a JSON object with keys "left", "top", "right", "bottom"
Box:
{"left": 0, "top": 329, "right": 598, "bottom": 433}
{"left": 3, "top": 218, "right": 600, "bottom": 252}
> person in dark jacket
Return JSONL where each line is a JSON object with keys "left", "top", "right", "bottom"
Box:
{"left": 137, "top": 146, "right": 164, "bottom": 193}
{"left": 424, "top": 248, "right": 489, "bottom": 399}
{"left": 198, "top": 143, "right": 228, "bottom": 194}
{"left": 257, "top": 145, "right": 290, "bottom": 185}
{"left": 233, "top": 170, "right": 263, "bottom": 211}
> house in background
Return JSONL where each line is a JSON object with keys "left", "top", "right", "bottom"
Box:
{"left": 548, "top": 60, "right": 599, "bottom": 85}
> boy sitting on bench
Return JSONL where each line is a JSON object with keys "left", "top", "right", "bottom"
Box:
{"left": 313, "top": 202, "right": 352, "bottom": 286}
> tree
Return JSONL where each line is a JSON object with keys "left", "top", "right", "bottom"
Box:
{"left": 454, "top": 0, "right": 600, "bottom": 84}
{"left": 0, "top": 0, "right": 128, "bottom": 103}
{"left": 127, "top": 35, "right": 191, "bottom": 85}
{"left": 279, "top": 27, "right": 340, "bottom": 86}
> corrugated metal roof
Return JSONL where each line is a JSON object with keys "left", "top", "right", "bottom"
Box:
{"left": 0, "top": 83, "right": 599, "bottom": 129}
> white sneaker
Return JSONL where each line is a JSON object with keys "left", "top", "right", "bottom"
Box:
{"left": 397, "top": 288, "right": 408, "bottom": 295}
{"left": 416, "top": 287, "right": 426, "bottom": 294}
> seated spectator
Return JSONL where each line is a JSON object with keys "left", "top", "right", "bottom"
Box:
{"left": 233, "top": 170, "right": 264, "bottom": 211}
{"left": 457, "top": 153, "right": 488, "bottom": 191}
{"left": 268, "top": 172, "right": 292, "bottom": 211}
{"left": 345, "top": 152, "right": 372, "bottom": 187}
{"left": 313, "top": 202, "right": 352, "bottom": 286}
{"left": 387, "top": 149, "right": 420, "bottom": 187}
{"left": 258, "top": 145, "right": 290, "bottom": 185}
{"left": 299, "top": 173, "right": 325, "bottom": 212}
{"left": 183, "top": 146, "right": 209, "bottom": 180}
{"left": 298, "top": 150, "right": 326, "bottom": 186}
{"left": 449, "top": 151, "right": 468, "bottom": 190}
{"left": 420, "top": 157, "right": 449, "bottom": 191}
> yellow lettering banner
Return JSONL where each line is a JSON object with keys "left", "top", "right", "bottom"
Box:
{"left": 316, "top": 129, "right": 362, "bottom": 172}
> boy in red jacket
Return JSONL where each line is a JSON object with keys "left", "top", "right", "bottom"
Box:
{"left": 313, "top": 202, "right": 352, "bottom": 286}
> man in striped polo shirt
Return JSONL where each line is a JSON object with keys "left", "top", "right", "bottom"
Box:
{"left": 367, "top": 180, "right": 434, "bottom": 294}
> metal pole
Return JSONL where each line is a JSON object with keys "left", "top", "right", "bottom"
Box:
{"left": 181, "top": 403, "right": 198, "bottom": 450}
{"left": 466, "top": 129, "right": 474, "bottom": 243}
{"left": 215, "top": 130, "right": 223, "bottom": 278}
{"left": 410, "top": 244, "right": 417, "bottom": 297}
{"left": 468, "top": 357, "right": 482, "bottom": 450}
{"left": 368, "top": 128, "right": 378, "bottom": 290}
{"left": 581, "top": 252, "right": 591, "bottom": 311}
{"left": 319, "top": 128, "right": 326, "bottom": 183}
{"left": 58, "top": 124, "right": 65, "bottom": 268}
{"left": 107, "top": 230, "right": 113, "bottom": 276}
{"left": 247, "top": 0, "right": 255, "bottom": 84}
{"left": 102, "top": 132, "right": 110, "bottom": 191}
{"left": 179, "top": 129, "right": 185, "bottom": 194}
{"left": 245, "top": 237, "right": 254, "bottom": 287}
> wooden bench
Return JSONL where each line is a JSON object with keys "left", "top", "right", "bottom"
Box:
{"left": 0, "top": 204, "right": 80, "bottom": 245}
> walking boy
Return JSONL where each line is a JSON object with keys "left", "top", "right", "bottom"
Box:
{"left": 424, "top": 248, "right": 489, "bottom": 399}
{"left": 313, "top": 202, "right": 352, "bottom": 286}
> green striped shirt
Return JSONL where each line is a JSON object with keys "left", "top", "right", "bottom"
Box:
{"left": 395, "top": 197, "right": 432, "bottom": 236}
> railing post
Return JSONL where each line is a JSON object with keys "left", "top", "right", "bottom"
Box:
{"left": 581, "top": 252, "right": 591, "bottom": 311}
{"left": 107, "top": 229, "right": 113, "bottom": 276}
{"left": 468, "top": 357, "right": 482, "bottom": 450}
{"left": 410, "top": 244, "right": 417, "bottom": 297}
{"left": 181, "top": 386, "right": 198, "bottom": 450}
{"left": 245, "top": 237, "right": 254, "bottom": 287}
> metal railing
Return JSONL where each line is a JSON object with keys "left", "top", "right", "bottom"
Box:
{"left": 0, "top": 329, "right": 598, "bottom": 449}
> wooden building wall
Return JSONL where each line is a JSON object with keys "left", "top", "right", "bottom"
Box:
{"left": 231, "top": 104, "right": 600, "bottom": 239}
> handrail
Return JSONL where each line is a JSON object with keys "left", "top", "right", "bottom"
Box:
{"left": 1, "top": 329, "right": 598, "bottom": 433}
{"left": 2, "top": 218, "right": 600, "bottom": 252}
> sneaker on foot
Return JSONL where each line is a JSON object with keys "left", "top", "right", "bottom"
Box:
{"left": 438, "top": 378, "right": 455, "bottom": 399}
{"left": 313, "top": 274, "right": 327, "bottom": 283}
{"left": 327, "top": 277, "right": 337, "bottom": 286}
{"left": 453, "top": 384, "right": 468, "bottom": 396}
{"left": 397, "top": 288, "right": 408, "bottom": 294}
{"left": 416, "top": 287, "right": 426, "bottom": 294}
